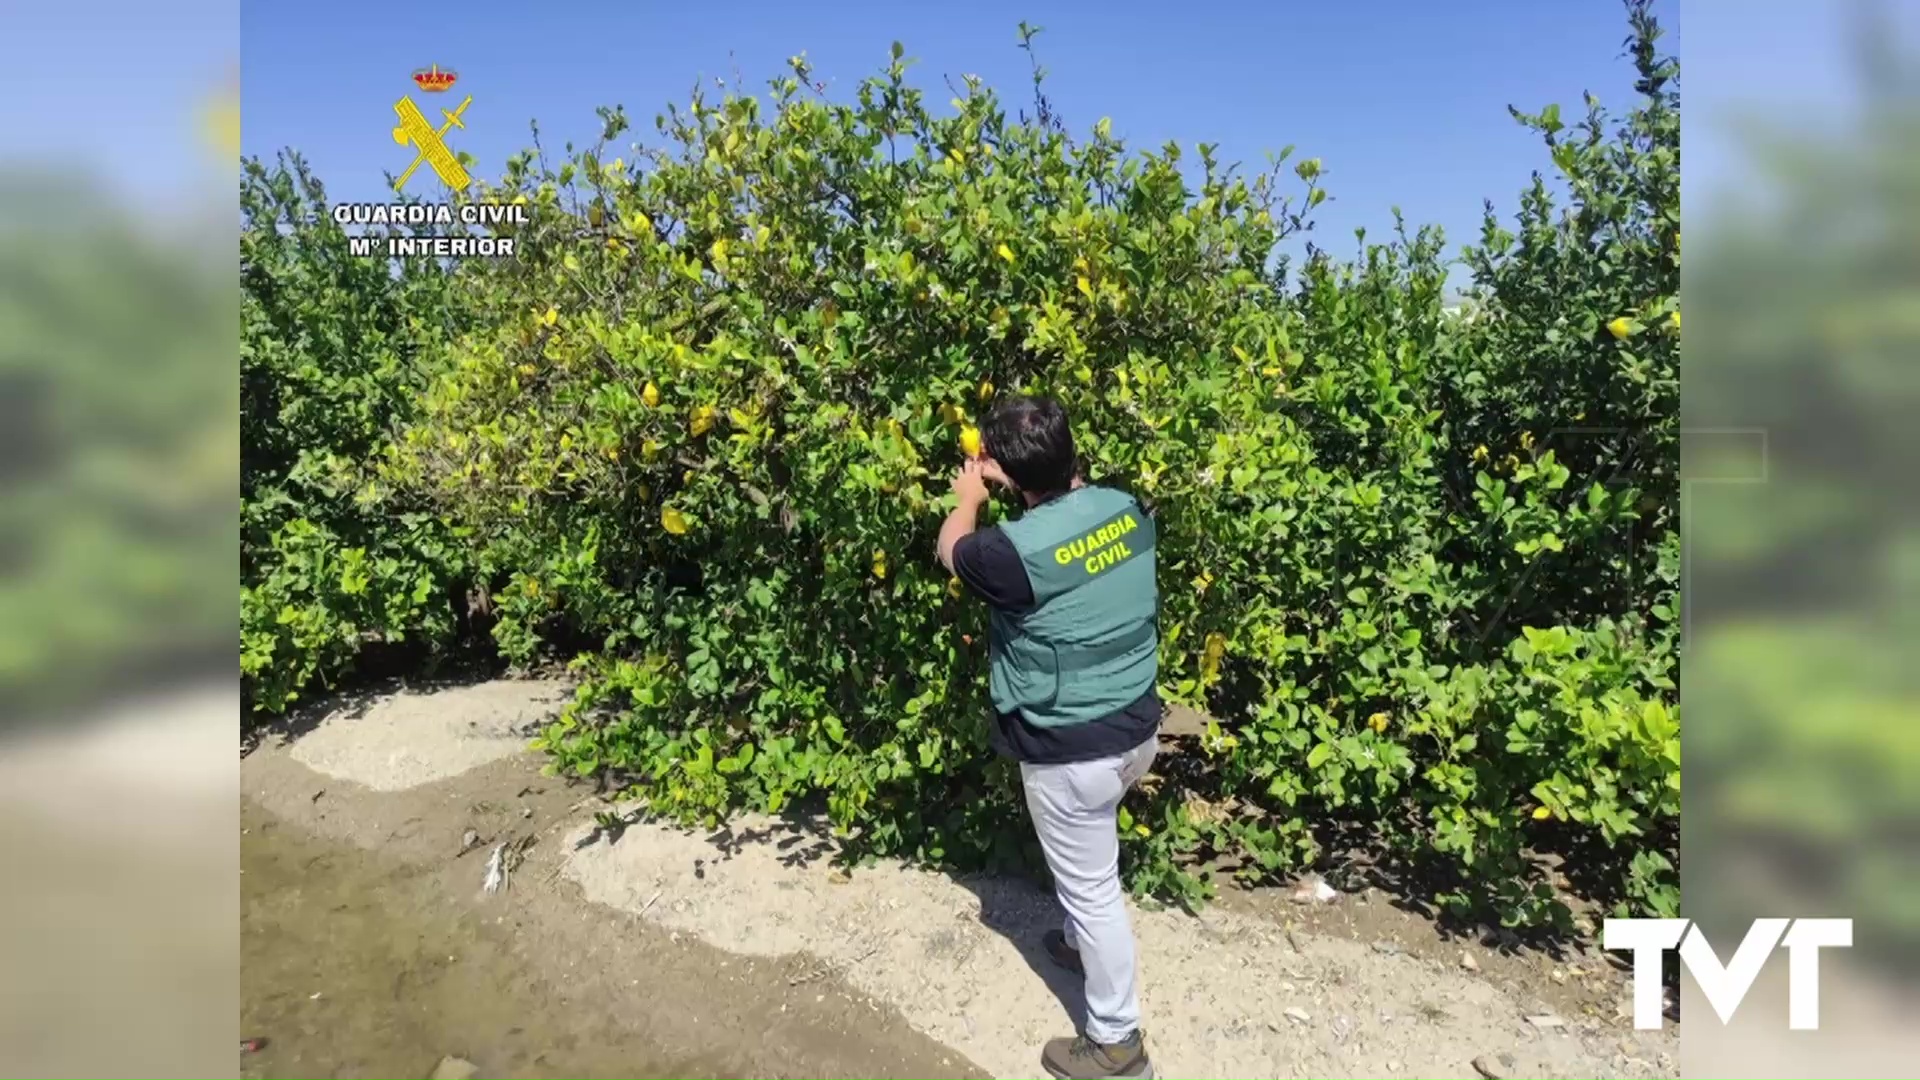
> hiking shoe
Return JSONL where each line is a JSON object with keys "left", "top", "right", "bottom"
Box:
{"left": 1041, "top": 1030, "right": 1153, "bottom": 1079}
{"left": 1042, "top": 928, "right": 1084, "bottom": 974}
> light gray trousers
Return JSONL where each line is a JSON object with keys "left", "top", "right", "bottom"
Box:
{"left": 1019, "top": 733, "right": 1158, "bottom": 1044}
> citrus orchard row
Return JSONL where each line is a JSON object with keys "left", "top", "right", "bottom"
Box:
{"left": 242, "top": 6, "right": 1678, "bottom": 928}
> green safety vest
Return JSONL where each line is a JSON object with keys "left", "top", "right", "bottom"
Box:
{"left": 988, "top": 485, "right": 1159, "bottom": 728}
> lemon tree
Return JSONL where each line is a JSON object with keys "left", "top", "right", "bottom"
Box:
{"left": 249, "top": 4, "right": 1681, "bottom": 929}
{"left": 241, "top": 154, "right": 478, "bottom": 712}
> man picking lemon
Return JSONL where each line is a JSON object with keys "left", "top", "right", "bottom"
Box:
{"left": 937, "top": 395, "right": 1161, "bottom": 1080}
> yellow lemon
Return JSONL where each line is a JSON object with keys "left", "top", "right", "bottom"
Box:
{"left": 541, "top": 307, "right": 558, "bottom": 327}
{"left": 1199, "top": 632, "right": 1227, "bottom": 682}
{"left": 642, "top": 381, "right": 661, "bottom": 408}
{"left": 978, "top": 379, "right": 994, "bottom": 402}
{"left": 690, "top": 405, "right": 715, "bottom": 436}
{"left": 1368, "top": 711, "right": 1390, "bottom": 734}
{"left": 1472, "top": 445, "right": 1489, "bottom": 464}
{"left": 996, "top": 242, "right": 1014, "bottom": 263}
{"left": 959, "top": 425, "right": 982, "bottom": 457}
{"left": 1531, "top": 806, "right": 1552, "bottom": 821}
{"left": 1607, "top": 316, "right": 1633, "bottom": 340}
{"left": 661, "top": 507, "right": 689, "bottom": 535}
{"left": 872, "top": 550, "right": 888, "bottom": 579}
{"left": 948, "top": 576, "right": 963, "bottom": 599}
{"left": 1669, "top": 310, "right": 1680, "bottom": 333}
{"left": 939, "top": 402, "right": 964, "bottom": 426}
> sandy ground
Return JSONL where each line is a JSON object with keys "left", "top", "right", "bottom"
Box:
{"left": 2, "top": 684, "right": 237, "bottom": 1078}
{"left": 240, "top": 778, "right": 977, "bottom": 1080}
{"left": 287, "top": 679, "right": 575, "bottom": 791}
{"left": 244, "top": 677, "right": 1681, "bottom": 1079}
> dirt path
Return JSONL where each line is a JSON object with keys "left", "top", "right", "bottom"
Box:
{"left": 242, "top": 678, "right": 1679, "bottom": 1079}
{"left": 242, "top": 754, "right": 983, "bottom": 1080}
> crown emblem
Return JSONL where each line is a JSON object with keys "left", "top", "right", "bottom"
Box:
{"left": 412, "top": 65, "right": 458, "bottom": 92}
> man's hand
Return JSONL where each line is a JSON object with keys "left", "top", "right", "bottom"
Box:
{"left": 939, "top": 460, "right": 997, "bottom": 571}
{"left": 979, "top": 457, "right": 1012, "bottom": 491}
{"left": 939, "top": 458, "right": 1017, "bottom": 573}
{"left": 952, "top": 458, "right": 992, "bottom": 508}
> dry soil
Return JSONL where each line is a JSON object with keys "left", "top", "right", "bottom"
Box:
{"left": 241, "top": 677, "right": 1681, "bottom": 1079}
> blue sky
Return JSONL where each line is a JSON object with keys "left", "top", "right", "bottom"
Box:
{"left": 0, "top": 0, "right": 236, "bottom": 211}
{"left": 230, "top": 0, "right": 1695, "bottom": 276}
{"left": 11, "top": 0, "right": 1897, "bottom": 255}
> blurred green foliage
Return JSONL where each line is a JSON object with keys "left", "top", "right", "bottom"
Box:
{"left": 0, "top": 177, "right": 234, "bottom": 721}
{"left": 1685, "top": 4, "right": 1920, "bottom": 967}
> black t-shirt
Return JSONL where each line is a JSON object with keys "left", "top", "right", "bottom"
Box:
{"left": 951, "top": 497, "right": 1162, "bottom": 765}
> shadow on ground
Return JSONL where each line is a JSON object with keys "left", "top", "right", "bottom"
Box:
{"left": 598, "top": 805, "right": 1093, "bottom": 1032}
{"left": 584, "top": 715, "right": 1603, "bottom": 974}
{"left": 241, "top": 653, "right": 571, "bottom": 755}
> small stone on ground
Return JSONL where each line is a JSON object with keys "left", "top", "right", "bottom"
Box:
{"left": 1472, "top": 1051, "right": 1511, "bottom": 1078}
{"left": 429, "top": 1054, "right": 479, "bottom": 1080}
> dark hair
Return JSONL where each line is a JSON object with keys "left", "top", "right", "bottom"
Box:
{"left": 981, "top": 395, "right": 1076, "bottom": 494}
